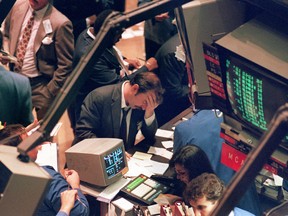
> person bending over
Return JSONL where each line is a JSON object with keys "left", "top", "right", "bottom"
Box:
{"left": 73, "top": 71, "right": 164, "bottom": 151}
{"left": 68, "top": 9, "right": 158, "bottom": 132}
{"left": 168, "top": 145, "right": 214, "bottom": 196}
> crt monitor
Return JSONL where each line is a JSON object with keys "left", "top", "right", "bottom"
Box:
{"left": 181, "top": 0, "right": 247, "bottom": 108}
{"left": 65, "top": 138, "right": 128, "bottom": 187}
{"left": 0, "top": 145, "right": 51, "bottom": 216}
{"left": 218, "top": 47, "right": 288, "bottom": 136}
{"left": 209, "top": 14, "right": 288, "bottom": 142}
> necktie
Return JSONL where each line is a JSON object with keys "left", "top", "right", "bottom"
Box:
{"left": 14, "top": 12, "right": 35, "bottom": 72}
{"left": 120, "top": 107, "right": 130, "bottom": 145}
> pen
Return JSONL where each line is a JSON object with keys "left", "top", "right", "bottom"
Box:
{"left": 67, "top": 184, "right": 88, "bottom": 208}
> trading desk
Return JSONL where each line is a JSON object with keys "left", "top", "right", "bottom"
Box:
{"left": 81, "top": 106, "right": 195, "bottom": 216}
{"left": 130, "top": 106, "right": 194, "bottom": 163}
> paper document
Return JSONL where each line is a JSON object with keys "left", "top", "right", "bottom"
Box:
{"left": 132, "top": 151, "right": 152, "bottom": 160}
{"left": 97, "top": 177, "right": 130, "bottom": 203}
{"left": 125, "top": 157, "right": 154, "bottom": 177}
{"left": 125, "top": 158, "right": 168, "bottom": 177}
{"left": 35, "top": 142, "right": 58, "bottom": 171}
{"left": 148, "top": 204, "right": 161, "bottom": 215}
{"left": 156, "top": 129, "right": 174, "bottom": 139}
{"left": 112, "top": 197, "right": 134, "bottom": 212}
{"left": 148, "top": 146, "right": 173, "bottom": 160}
{"left": 161, "top": 140, "right": 174, "bottom": 149}
{"left": 145, "top": 160, "right": 169, "bottom": 175}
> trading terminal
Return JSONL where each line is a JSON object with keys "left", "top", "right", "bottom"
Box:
{"left": 0, "top": 0, "right": 287, "bottom": 215}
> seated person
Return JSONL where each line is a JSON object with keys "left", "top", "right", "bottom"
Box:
{"left": 168, "top": 145, "right": 214, "bottom": 196}
{"left": 184, "top": 173, "right": 255, "bottom": 216}
{"left": 173, "top": 110, "right": 261, "bottom": 215}
{"left": 68, "top": 9, "right": 158, "bottom": 132}
{"left": 0, "top": 124, "right": 89, "bottom": 216}
{"left": 154, "top": 34, "right": 191, "bottom": 126}
{"left": 73, "top": 71, "right": 164, "bottom": 151}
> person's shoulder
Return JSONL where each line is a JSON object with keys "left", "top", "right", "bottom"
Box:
{"left": 85, "top": 82, "right": 121, "bottom": 103}
{"left": 75, "top": 29, "right": 93, "bottom": 48}
{"left": 49, "top": 5, "right": 72, "bottom": 24}
{"left": 42, "top": 166, "right": 66, "bottom": 183}
{"left": 0, "top": 69, "right": 29, "bottom": 83}
{"left": 233, "top": 207, "right": 255, "bottom": 216}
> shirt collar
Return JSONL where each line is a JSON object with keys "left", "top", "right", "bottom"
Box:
{"left": 29, "top": 4, "right": 49, "bottom": 17}
{"left": 87, "top": 27, "right": 96, "bottom": 40}
{"left": 121, "top": 81, "right": 129, "bottom": 109}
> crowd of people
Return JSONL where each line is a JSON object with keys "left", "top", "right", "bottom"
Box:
{"left": 0, "top": 0, "right": 275, "bottom": 216}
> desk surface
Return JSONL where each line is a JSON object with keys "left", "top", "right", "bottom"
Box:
{"left": 84, "top": 106, "right": 195, "bottom": 215}
{"left": 131, "top": 106, "right": 194, "bottom": 164}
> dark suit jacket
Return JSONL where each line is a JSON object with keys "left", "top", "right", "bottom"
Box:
{"left": 74, "top": 82, "right": 158, "bottom": 150}
{"left": 3, "top": 0, "right": 74, "bottom": 96}
{"left": 69, "top": 29, "right": 149, "bottom": 130}
{"left": 73, "top": 29, "right": 122, "bottom": 97}
{"left": 0, "top": 66, "right": 34, "bottom": 126}
{"left": 53, "top": 0, "right": 114, "bottom": 40}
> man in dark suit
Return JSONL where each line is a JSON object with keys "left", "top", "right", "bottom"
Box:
{"left": 0, "top": 31, "right": 34, "bottom": 127}
{"left": 2, "top": 0, "right": 74, "bottom": 119}
{"left": 68, "top": 9, "right": 158, "bottom": 132}
{"left": 73, "top": 71, "right": 164, "bottom": 150}
{"left": 52, "top": 0, "right": 116, "bottom": 41}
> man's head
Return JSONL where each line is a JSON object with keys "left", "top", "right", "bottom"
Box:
{"left": 29, "top": 0, "right": 49, "bottom": 11}
{"left": 184, "top": 173, "right": 225, "bottom": 216}
{"left": 0, "top": 124, "right": 39, "bottom": 161}
{"left": 125, "top": 72, "right": 164, "bottom": 110}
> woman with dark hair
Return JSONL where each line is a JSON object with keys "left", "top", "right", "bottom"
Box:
{"left": 167, "top": 145, "right": 215, "bottom": 197}
{"left": 169, "top": 144, "right": 214, "bottom": 185}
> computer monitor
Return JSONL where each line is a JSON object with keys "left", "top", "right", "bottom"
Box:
{"left": 181, "top": 0, "right": 247, "bottom": 108}
{"left": 0, "top": 145, "right": 51, "bottom": 216}
{"left": 208, "top": 14, "right": 288, "bottom": 143}
{"left": 65, "top": 138, "right": 128, "bottom": 187}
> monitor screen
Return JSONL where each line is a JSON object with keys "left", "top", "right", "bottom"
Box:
{"left": 205, "top": 14, "right": 288, "bottom": 144}
{"left": 220, "top": 48, "right": 288, "bottom": 135}
{"left": 66, "top": 138, "right": 128, "bottom": 187}
{"left": 104, "top": 146, "right": 126, "bottom": 179}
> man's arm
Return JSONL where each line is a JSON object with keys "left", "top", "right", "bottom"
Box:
{"left": 41, "top": 166, "right": 89, "bottom": 216}
{"left": 73, "top": 91, "right": 102, "bottom": 145}
{"left": 46, "top": 19, "right": 74, "bottom": 96}
{"left": 140, "top": 90, "right": 159, "bottom": 142}
{"left": 141, "top": 115, "right": 158, "bottom": 142}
